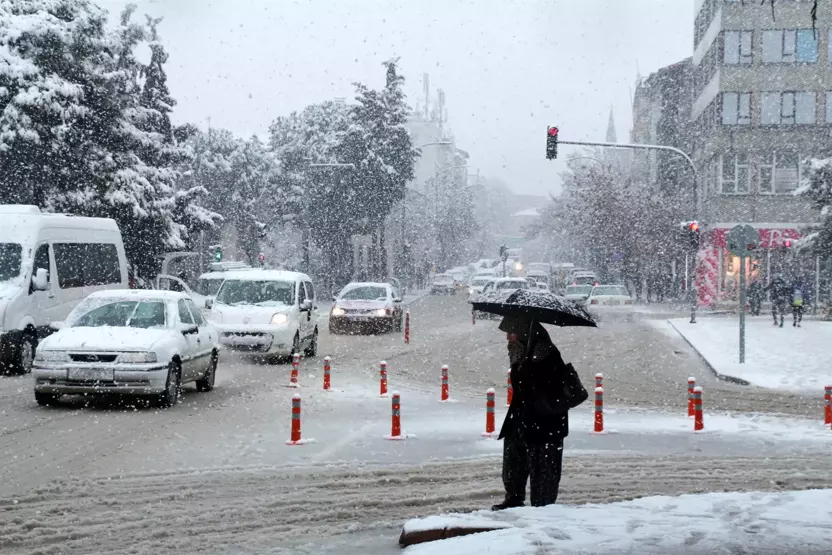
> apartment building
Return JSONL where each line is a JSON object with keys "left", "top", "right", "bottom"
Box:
{"left": 690, "top": 0, "right": 831, "bottom": 305}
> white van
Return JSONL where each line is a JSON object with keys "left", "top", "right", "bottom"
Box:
{"left": 0, "top": 205, "right": 129, "bottom": 374}
{"left": 205, "top": 270, "right": 319, "bottom": 360}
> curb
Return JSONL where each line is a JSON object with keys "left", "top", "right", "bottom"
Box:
{"left": 667, "top": 320, "right": 750, "bottom": 386}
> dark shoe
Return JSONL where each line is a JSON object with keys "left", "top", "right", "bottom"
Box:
{"left": 491, "top": 498, "right": 524, "bottom": 511}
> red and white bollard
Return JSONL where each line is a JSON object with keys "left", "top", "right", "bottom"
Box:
{"left": 285, "top": 393, "right": 303, "bottom": 445}
{"left": 506, "top": 369, "right": 513, "bottom": 407}
{"left": 379, "top": 361, "right": 388, "bottom": 397}
{"left": 595, "top": 373, "right": 603, "bottom": 388}
{"left": 404, "top": 311, "right": 410, "bottom": 344}
{"left": 323, "top": 356, "right": 331, "bottom": 391}
{"left": 693, "top": 386, "right": 704, "bottom": 431}
{"left": 482, "top": 388, "right": 497, "bottom": 437}
{"left": 440, "top": 365, "right": 450, "bottom": 401}
{"left": 687, "top": 377, "right": 696, "bottom": 417}
{"left": 824, "top": 385, "right": 831, "bottom": 426}
{"left": 592, "top": 386, "right": 604, "bottom": 433}
{"left": 287, "top": 353, "right": 300, "bottom": 387}
{"left": 385, "top": 391, "right": 405, "bottom": 440}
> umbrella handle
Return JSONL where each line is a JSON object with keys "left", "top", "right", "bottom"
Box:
{"left": 523, "top": 318, "right": 538, "bottom": 359}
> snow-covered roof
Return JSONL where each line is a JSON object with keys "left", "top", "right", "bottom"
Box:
{"left": 341, "top": 282, "right": 392, "bottom": 289}
{"left": 87, "top": 289, "right": 189, "bottom": 301}
{"left": 512, "top": 208, "right": 540, "bottom": 217}
{"left": 219, "top": 269, "right": 311, "bottom": 282}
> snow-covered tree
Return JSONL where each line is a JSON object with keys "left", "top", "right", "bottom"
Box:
{"left": 797, "top": 157, "right": 832, "bottom": 256}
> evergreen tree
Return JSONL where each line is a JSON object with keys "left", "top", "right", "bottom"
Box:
{"left": 798, "top": 158, "right": 832, "bottom": 256}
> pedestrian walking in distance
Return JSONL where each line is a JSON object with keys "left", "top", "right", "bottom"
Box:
{"left": 492, "top": 314, "right": 587, "bottom": 510}
{"left": 765, "top": 274, "right": 790, "bottom": 328}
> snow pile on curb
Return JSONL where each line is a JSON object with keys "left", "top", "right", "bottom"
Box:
{"left": 667, "top": 317, "right": 832, "bottom": 392}
{"left": 402, "top": 489, "right": 832, "bottom": 554}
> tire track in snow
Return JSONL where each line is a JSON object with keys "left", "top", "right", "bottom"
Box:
{"left": 2, "top": 453, "right": 831, "bottom": 555}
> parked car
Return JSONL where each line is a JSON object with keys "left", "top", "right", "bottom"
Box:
{"left": 430, "top": 273, "right": 456, "bottom": 295}
{"left": 32, "top": 290, "right": 218, "bottom": 407}
{"left": 329, "top": 282, "right": 403, "bottom": 334}
{"left": 0, "top": 205, "right": 129, "bottom": 375}
{"left": 564, "top": 284, "right": 593, "bottom": 304}
{"left": 205, "top": 270, "right": 318, "bottom": 360}
{"left": 585, "top": 284, "right": 634, "bottom": 321}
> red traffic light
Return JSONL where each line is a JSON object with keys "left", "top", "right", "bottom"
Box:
{"left": 548, "top": 126, "right": 559, "bottom": 137}
{"left": 689, "top": 222, "right": 699, "bottom": 232}
{"left": 784, "top": 240, "right": 792, "bottom": 248}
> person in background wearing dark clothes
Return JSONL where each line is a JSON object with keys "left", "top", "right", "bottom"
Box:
{"left": 765, "top": 274, "right": 790, "bottom": 327}
{"left": 492, "top": 315, "right": 569, "bottom": 510}
{"left": 748, "top": 279, "right": 764, "bottom": 316}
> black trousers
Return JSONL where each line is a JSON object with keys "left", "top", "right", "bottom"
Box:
{"left": 502, "top": 434, "right": 563, "bottom": 507}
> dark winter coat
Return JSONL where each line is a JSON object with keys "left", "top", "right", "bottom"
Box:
{"left": 499, "top": 347, "right": 571, "bottom": 444}
{"left": 765, "top": 278, "right": 791, "bottom": 303}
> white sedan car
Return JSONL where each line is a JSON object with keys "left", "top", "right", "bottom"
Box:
{"left": 564, "top": 284, "right": 593, "bottom": 305}
{"left": 33, "top": 290, "right": 219, "bottom": 407}
{"left": 585, "top": 284, "right": 635, "bottom": 321}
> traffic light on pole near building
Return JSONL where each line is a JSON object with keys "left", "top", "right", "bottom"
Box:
{"left": 546, "top": 126, "right": 559, "bottom": 160}
{"left": 214, "top": 246, "right": 223, "bottom": 262}
{"left": 688, "top": 221, "right": 700, "bottom": 250}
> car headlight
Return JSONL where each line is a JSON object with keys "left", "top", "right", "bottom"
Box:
{"left": 270, "top": 312, "right": 289, "bottom": 324}
{"left": 375, "top": 308, "right": 388, "bottom": 317}
{"left": 118, "top": 352, "right": 158, "bottom": 363}
{"left": 35, "top": 350, "right": 66, "bottom": 362}
{"left": 332, "top": 307, "right": 345, "bottom": 316}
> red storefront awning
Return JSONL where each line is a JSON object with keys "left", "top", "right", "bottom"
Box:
{"left": 710, "top": 227, "right": 802, "bottom": 249}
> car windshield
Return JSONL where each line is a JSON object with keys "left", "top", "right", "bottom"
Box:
{"left": 592, "top": 286, "right": 629, "bottom": 297}
{"left": 566, "top": 286, "right": 593, "bottom": 295}
{"left": 340, "top": 286, "right": 388, "bottom": 301}
{"left": 0, "top": 243, "right": 22, "bottom": 283}
{"left": 497, "top": 280, "right": 526, "bottom": 289}
{"left": 216, "top": 280, "right": 295, "bottom": 307}
{"left": 197, "top": 278, "right": 224, "bottom": 296}
{"left": 471, "top": 277, "right": 491, "bottom": 286}
{"left": 71, "top": 300, "right": 167, "bottom": 329}
{"left": 433, "top": 275, "right": 453, "bottom": 283}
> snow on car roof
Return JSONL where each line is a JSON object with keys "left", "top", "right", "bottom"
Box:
{"left": 341, "top": 282, "right": 391, "bottom": 289}
{"left": 493, "top": 277, "right": 527, "bottom": 282}
{"left": 86, "top": 289, "right": 189, "bottom": 301}
{"left": 219, "top": 269, "right": 311, "bottom": 282}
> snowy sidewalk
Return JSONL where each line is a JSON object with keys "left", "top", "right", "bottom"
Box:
{"left": 401, "top": 489, "right": 832, "bottom": 554}
{"left": 667, "top": 317, "right": 832, "bottom": 393}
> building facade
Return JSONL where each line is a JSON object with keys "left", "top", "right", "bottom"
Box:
{"left": 690, "top": 0, "right": 831, "bottom": 306}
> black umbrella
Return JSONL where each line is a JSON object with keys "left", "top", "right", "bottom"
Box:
{"left": 470, "top": 288, "right": 597, "bottom": 328}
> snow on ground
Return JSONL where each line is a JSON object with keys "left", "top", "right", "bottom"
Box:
{"left": 667, "top": 317, "right": 832, "bottom": 392}
{"left": 403, "top": 489, "right": 832, "bottom": 555}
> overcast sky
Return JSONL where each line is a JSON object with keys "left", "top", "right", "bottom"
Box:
{"left": 100, "top": 0, "right": 693, "bottom": 196}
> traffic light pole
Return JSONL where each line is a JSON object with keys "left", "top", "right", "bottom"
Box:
{"left": 559, "top": 139, "right": 700, "bottom": 323}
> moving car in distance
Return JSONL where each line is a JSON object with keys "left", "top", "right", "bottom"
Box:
{"left": 430, "top": 273, "right": 457, "bottom": 295}
{"left": 329, "top": 282, "right": 403, "bottom": 334}
{"left": 33, "top": 290, "right": 219, "bottom": 408}
{"left": 564, "top": 284, "right": 593, "bottom": 305}
{"left": 585, "top": 284, "right": 634, "bottom": 322}
{"left": 205, "top": 270, "right": 318, "bottom": 361}
{"left": 572, "top": 270, "right": 598, "bottom": 286}
{"left": 473, "top": 277, "right": 530, "bottom": 319}
{"left": 467, "top": 274, "right": 494, "bottom": 299}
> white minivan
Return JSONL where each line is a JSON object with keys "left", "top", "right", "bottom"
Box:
{"left": 205, "top": 270, "right": 319, "bottom": 360}
{"left": 0, "top": 205, "right": 129, "bottom": 374}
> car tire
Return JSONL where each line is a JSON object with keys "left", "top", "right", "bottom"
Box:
{"left": 305, "top": 328, "right": 318, "bottom": 357}
{"left": 196, "top": 351, "right": 218, "bottom": 392}
{"left": 35, "top": 392, "right": 60, "bottom": 406}
{"left": 159, "top": 361, "right": 181, "bottom": 408}
{"left": 12, "top": 332, "right": 36, "bottom": 375}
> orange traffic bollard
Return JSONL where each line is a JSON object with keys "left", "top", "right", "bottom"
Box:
{"left": 385, "top": 392, "right": 405, "bottom": 440}
{"left": 506, "top": 369, "right": 513, "bottom": 407}
{"left": 687, "top": 377, "right": 696, "bottom": 417}
{"left": 287, "top": 353, "right": 300, "bottom": 387}
{"left": 380, "top": 361, "right": 388, "bottom": 397}
{"left": 440, "top": 365, "right": 449, "bottom": 401}
{"left": 323, "top": 356, "right": 331, "bottom": 390}
{"left": 285, "top": 394, "right": 303, "bottom": 445}
{"left": 482, "top": 388, "right": 497, "bottom": 437}
{"left": 595, "top": 373, "right": 603, "bottom": 388}
{"left": 593, "top": 386, "right": 604, "bottom": 433}
{"left": 404, "top": 312, "right": 410, "bottom": 344}
{"left": 693, "top": 386, "right": 704, "bottom": 431}
{"left": 824, "top": 386, "right": 831, "bottom": 426}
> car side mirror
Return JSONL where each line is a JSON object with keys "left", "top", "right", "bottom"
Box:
{"left": 49, "top": 320, "right": 64, "bottom": 331}
{"left": 181, "top": 325, "right": 199, "bottom": 335}
{"left": 204, "top": 299, "right": 214, "bottom": 310}
{"left": 332, "top": 295, "right": 337, "bottom": 302}
{"left": 393, "top": 297, "right": 402, "bottom": 303}
{"left": 300, "top": 299, "right": 313, "bottom": 311}
{"left": 32, "top": 268, "right": 49, "bottom": 291}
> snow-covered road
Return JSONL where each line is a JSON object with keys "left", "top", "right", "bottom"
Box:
{"left": 1, "top": 295, "right": 830, "bottom": 554}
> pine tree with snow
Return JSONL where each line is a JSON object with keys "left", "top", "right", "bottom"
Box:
{"left": 797, "top": 158, "right": 832, "bottom": 257}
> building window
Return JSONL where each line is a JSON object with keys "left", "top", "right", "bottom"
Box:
{"left": 762, "top": 29, "right": 818, "bottom": 63}
{"left": 722, "top": 92, "right": 751, "bottom": 125}
{"left": 721, "top": 153, "right": 750, "bottom": 194}
{"left": 826, "top": 92, "right": 832, "bottom": 123}
{"left": 724, "top": 31, "right": 753, "bottom": 64}
{"left": 774, "top": 153, "right": 800, "bottom": 193}
{"left": 761, "top": 92, "right": 816, "bottom": 124}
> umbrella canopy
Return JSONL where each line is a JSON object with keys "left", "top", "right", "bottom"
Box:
{"left": 471, "top": 288, "right": 597, "bottom": 328}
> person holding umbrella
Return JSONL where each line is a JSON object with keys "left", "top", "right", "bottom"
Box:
{"left": 470, "top": 288, "right": 594, "bottom": 510}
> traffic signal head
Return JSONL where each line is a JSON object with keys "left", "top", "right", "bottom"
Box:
{"left": 784, "top": 240, "right": 792, "bottom": 248}
{"left": 214, "top": 246, "right": 223, "bottom": 262}
{"left": 546, "top": 126, "right": 559, "bottom": 160}
{"left": 689, "top": 222, "right": 699, "bottom": 232}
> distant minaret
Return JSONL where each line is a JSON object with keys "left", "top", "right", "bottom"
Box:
{"left": 605, "top": 105, "right": 617, "bottom": 143}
